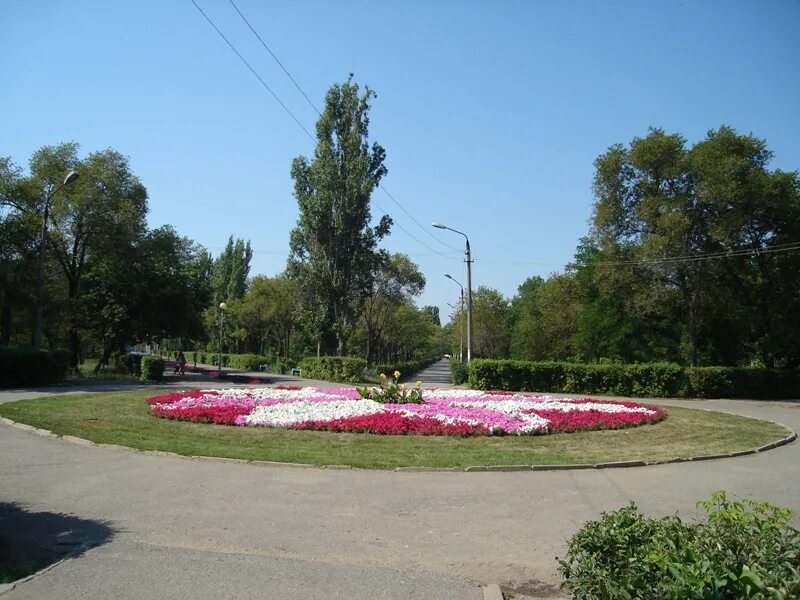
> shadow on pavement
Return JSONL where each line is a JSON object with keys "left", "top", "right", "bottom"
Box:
{"left": 0, "top": 502, "right": 114, "bottom": 583}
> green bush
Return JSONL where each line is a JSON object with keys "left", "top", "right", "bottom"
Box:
{"left": 373, "top": 356, "right": 440, "bottom": 381}
{"left": 112, "top": 352, "right": 142, "bottom": 376}
{"left": 299, "top": 357, "right": 367, "bottom": 384}
{"left": 450, "top": 360, "right": 468, "bottom": 385}
{"left": 468, "top": 359, "right": 798, "bottom": 399}
{"left": 140, "top": 355, "right": 165, "bottom": 381}
{"left": 0, "top": 348, "right": 70, "bottom": 388}
{"left": 559, "top": 491, "right": 800, "bottom": 599}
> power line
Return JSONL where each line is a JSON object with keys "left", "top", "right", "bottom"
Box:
{"left": 226, "top": 0, "right": 322, "bottom": 117}
{"left": 189, "top": 0, "right": 315, "bottom": 141}
{"left": 469, "top": 241, "right": 800, "bottom": 268}
{"left": 224, "top": 0, "right": 461, "bottom": 253}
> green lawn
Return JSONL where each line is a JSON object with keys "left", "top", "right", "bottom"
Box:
{"left": 0, "top": 391, "right": 789, "bottom": 469}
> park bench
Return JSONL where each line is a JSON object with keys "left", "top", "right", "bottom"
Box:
{"left": 291, "top": 367, "right": 302, "bottom": 377}
{"left": 258, "top": 363, "right": 272, "bottom": 372}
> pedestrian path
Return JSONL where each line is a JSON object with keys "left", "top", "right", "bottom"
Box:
{"left": 409, "top": 358, "right": 455, "bottom": 388}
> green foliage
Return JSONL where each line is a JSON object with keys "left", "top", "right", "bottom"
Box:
{"left": 298, "top": 356, "right": 367, "bottom": 384}
{"left": 559, "top": 491, "right": 800, "bottom": 599}
{"left": 450, "top": 360, "right": 468, "bottom": 385}
{"left": 358, "top": 372, "right": 424, "bottom": 404}
{"left": 288, "top": 77, "right": 391, "bottom": 355}
{"left": 373, "top": 356, "right": 439, "bottom": 382}
{"left": 0, "top": 347, "right": 69, "bottom": 387}
{"left": 139, "top": 355, "right": 164, "bottom": 381}
{"left": 468, "top": 359, "right": 797, "bottom": 399}
{"left": 688, "top": 367, "right": 800, "bottom": 399}
{"left": 112, "top": 352, "right": 142, "bottom": 376}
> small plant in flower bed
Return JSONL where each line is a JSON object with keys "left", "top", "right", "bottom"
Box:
{"left": 559, "top": 490, "right": 800, "bottom": 599}
{"left": 147, "top": 387, "right": 666, "bottom": 436}
{"left": 357, "top": 371, "right": 424, "bottom": 404}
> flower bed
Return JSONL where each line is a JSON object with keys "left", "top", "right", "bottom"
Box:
{"left": 148, "top": 387, "right": 666, "bottom": 436}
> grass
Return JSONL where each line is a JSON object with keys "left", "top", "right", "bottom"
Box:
{"left": 0, "top": 391, "right": 790, "bottom": 469}
{"left": 72, "top": 358, "right": 141, "bottom": 382}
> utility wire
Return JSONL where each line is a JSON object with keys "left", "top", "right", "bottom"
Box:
{"left": 470, "top": 241, "right": 800, "bottom": 268}
{"left": 226, "top": 0, "right": 322, "bottom": 117}
{"left": 189, "top": 0, "right": 315, "bottom": 141}
{"left": 225, "top": 0, "right": 461, "bottom": 253}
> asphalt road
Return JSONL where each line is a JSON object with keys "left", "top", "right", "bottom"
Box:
{"left": 0, "top": 383, "right": 797, "bottom": 599}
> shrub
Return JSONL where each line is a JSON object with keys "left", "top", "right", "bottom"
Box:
{"left": 450, "top": 360, "right": 467, "bottom": 385}
{"left": 0, "top": 348, "right": 70, "bottom": 388}
{"left": 373, "top": 356, "right": 440, "bottom": 381}
{"left": 140, "top": 355, "right": 165, "bottom": 381}
{"left": 559, "top": 491, "right": 800, "bottom": 599}
{"left": 112, "top": 352, "right": 142, "bottom": 376}
{"left": 469, "top": 359, "right": 798, "bottom": 399}
{"left": 299, "top": 357, "right": 367, "bottom": 384}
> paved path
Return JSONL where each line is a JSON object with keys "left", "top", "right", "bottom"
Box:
{"left": 410, "top": 358, "right": 455, "bottom": 388}
{"left": 0, "top": 385, "right": 798, "bottom": 599}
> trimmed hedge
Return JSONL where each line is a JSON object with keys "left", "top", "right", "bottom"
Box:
{"left": 0, "top": 348, "right": 70, "bottom": 388}
{"left": 299, "top": 357, "right": 367, "bottom": 384}
{"left": 112, "top": 352, "right": 143, "bottom": 376}
{"left": 468, "top": 359, "right": 799, "bottom": 399}
{"left": 189, "top": 351, "right": 275, "bottom": 371}
{"left": 140, "top": 355, "right": 165, "bottom": 381}
{"left": 450, "top": 360, "right": 468, "bottom": 385}
{"left": 373, "top": 356, "right": 440, "bottom": 381}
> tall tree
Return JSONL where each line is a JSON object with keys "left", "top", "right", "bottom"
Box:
{"left": 211, "top": 236, "right": 252, "bottom": 304}
{"left": 360, "top": 253, "right": 425, "bottom": 364}
{"left": 288, "top": 77, "right": 392, "bottom": 355}
{"left": 29, "top": 143, "right": 148, "bottom": 367}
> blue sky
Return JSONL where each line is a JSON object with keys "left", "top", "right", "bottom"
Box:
{"left": 2, "top": 0, "right": 798, "bottom": 321}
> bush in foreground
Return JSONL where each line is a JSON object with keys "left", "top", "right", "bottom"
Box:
{"left": 559, "top": 491, "right": 800, "bottom": 599}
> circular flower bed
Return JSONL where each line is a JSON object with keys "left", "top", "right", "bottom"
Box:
{"left": 148, "top": 386, "right": 666, "bottom": 436}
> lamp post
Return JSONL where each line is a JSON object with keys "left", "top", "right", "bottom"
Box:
{"left": 433, "top": 222, "right": 473, "bottom": 362}
{"left": 218, "top": 302, "right": 227, "bottom": 374}
{"left": 34, "top": 170, "right": 80, "bottom": 350}
{"left": 444, "top": 274, "right": 465, "bottom": 362}
{"left": 446, "top": 301, "right": 463, "bottom": 363}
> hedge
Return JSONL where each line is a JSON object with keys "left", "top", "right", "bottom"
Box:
{"left": 450, "top": 360, "right": 468, "bottom": 385}
{"left": 0, "top": 348, "right": 70, "bottom": 388}
{"left": 467, "top": 359, "right": 799, "bottom": 399}
{"left": 299, "top": 357, "right": 367, "bottom": 384}
{"left": 112, "top": 352, "right": 142, "bottom": 376}
{"left": 188, "top": 351, "right": 276, "bottom": 371}
{"left": 373, "top": 356, "right": 440, "bottom": 381}
{"left": 140, "top": 355, "right": 165, "bottom": 381}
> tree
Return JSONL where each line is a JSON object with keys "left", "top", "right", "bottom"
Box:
{"left": 211, "top": 236, "right": 252, "bottom": 304}
{"left": 27, "top": 143, "right": 148, "bottom": 367}
{"left": 591, "top": 126, "right": 800, "bottom": 366}
{"left": 288, "top": 77, "right": 392, "bottom": 356}
{"left": 360, "top": 253, "right": 425, "bottom": 364}
{"left": 471, "top": 286, "right": 511, "bottom": 359}
{"left": 421, "top": 306, "right": 441, "bottom": 326}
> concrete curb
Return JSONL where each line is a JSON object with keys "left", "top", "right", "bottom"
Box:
{"left": 0, "top": 416, "right": 795, "bottom": 473}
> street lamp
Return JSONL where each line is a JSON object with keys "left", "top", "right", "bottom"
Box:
{"left": 34, "top": 170, "right": 80, "bottom": 350}
{"left": 218, "top": 302, "right": 227, "bottom": 374}
{"left": 433, "top": 222, "right": 473, "bottom": 362}
{"left": 446, "top": 301, "right": 463, "bottom": 363}
{"left": 444, "top": 274, "right": 465, "bottom": 362}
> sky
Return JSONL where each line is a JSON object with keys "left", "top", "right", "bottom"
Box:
{"left": 2, "top": 0, "right": 799, "bottom": 322}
